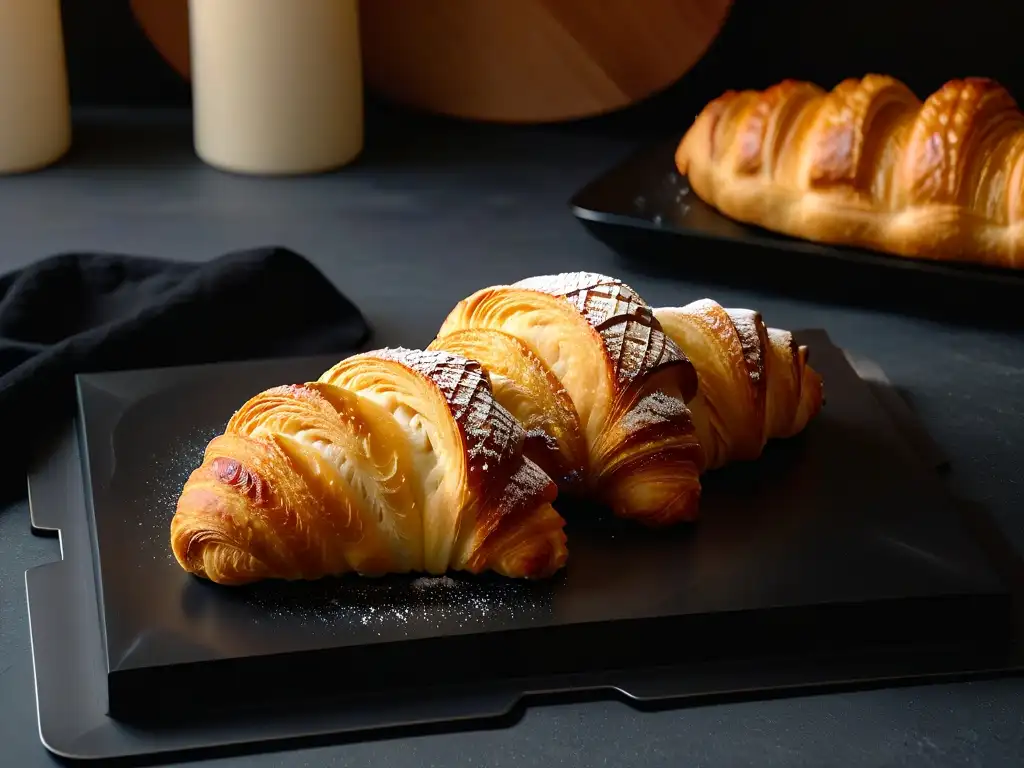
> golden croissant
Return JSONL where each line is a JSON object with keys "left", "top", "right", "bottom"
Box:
{"left": 677, "top": 74, "right": 1024, "bottom": 269}
{"left": 171, "top": 347, "right": 568, "bottom": 585}
{"left": 430, "top": 272, "right": 706, "bottom": 527}
{"left": 171, "top": 272, "right": 824, "bottom": 585}
{"left": 431, "top": 274, "right": 823, "bottom": 514}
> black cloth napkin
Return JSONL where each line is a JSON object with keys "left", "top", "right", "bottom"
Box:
{"left": 0, "top": 246, "right": 372, "bottom": 500}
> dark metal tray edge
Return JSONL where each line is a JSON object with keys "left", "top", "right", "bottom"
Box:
{"left": 23, "top": 353, "right": 1024, "bottom": 763}
{"left": 570, "top": 137, "right": 1024, "bottom": 283}
{"left": 568, "top": 139, "right": 1024, "bottom": 328}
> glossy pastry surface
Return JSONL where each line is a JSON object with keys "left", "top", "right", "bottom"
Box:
{"left": 172, "top": 273, "right": 827, "bottom": 586}
{"left": 432, "top": 271, "right": 706, "bottom": 526}
{"left": 171, "top": 347, "right": 567, "bottom": 585}
{"left": 677, "top": 75, "right": 1024, "bottom": 268}
{"left": 654, "top": 299, "right": 824, "bottom": 470}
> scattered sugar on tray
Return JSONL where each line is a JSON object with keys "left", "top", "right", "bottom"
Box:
{"left": 127, "top": 375, "right": 551, "bottom": 633}
{"left": 138, "top": 423, "right": 223, "bottom": 563}
{"left": 667, "top": 172, "right": 690, "bottom": 197}
{"left": 411, "top": 575, "right": 458, "bottom": 591}
{"left": 243, "top": 572, "right": 548, "bottom": 638}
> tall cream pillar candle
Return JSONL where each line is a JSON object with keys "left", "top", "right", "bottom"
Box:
{"left": 0, "top": 0, "right": 71, "bottom": 175}
{"left": 189, "top": 0, "right": 364, "bottom": 175}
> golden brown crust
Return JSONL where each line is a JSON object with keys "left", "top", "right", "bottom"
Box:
{"left": 511, "top": 272, "right": 698, "bottom": 399}
{"left": 427, "top": 328, "right": 587, "bottom": 489}
{"left": 677, "top": 75, "right": 1024, "bottom": 268}
{"left": 434, "top": 272, "right": 705, "bottom": 526}
{"left": 654, "top": 300, "right": 824, "bottom": 470}
{"left": 173, "top": 270, "right": 829, "bottom": 583}
{"left": 172, "top": 347, "right": 567, "bottom": 585}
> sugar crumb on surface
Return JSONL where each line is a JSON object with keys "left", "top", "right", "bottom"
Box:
{"left": 244, "top": 572, "right": 551, "bottom": 639}
{"left": 140, "top": 423, "right": 224, "bottom": 563}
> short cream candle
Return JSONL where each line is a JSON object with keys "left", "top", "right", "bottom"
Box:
{"left": 189, "top": 0, "right": 364, "bottom": 176}
{"left": 0, "top": 0, "right": 71, "bottom": 175}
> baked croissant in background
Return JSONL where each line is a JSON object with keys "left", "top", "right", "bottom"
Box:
{"left": 677, "top": 75, "right": 1024, "bottom": 269}
{"left": 171, "top": 347, "right": 568, "bottom": 585}
{"left": 431, "top": 272, "right": 707, "bottom": 527}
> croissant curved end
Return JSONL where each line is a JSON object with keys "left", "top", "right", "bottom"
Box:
{"left": 483, "top": 506, "right": 569, "bottom": 580}
{"left": 602, "top": 462, "right": 703, "bottom": 527}
{"left": 677, "top": 93, "right": 733, "bottom": 177}
{"left": 792, "top": 347, "right": 825, "bottom": 435}
{"left": 172, "top": 469, "right": 281, "bottom": 586}
{"left": 654, "top": 299, "right": 825, "bottom": 471}
{"left": 171, "top": 344, "right": 573, "bottom": 586}
{"left": 675, "top": 121, "right": 698, "bottom": 176}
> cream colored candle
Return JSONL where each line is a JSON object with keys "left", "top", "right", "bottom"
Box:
{"left": 0, "top": 0, "right": 71, "bottom": 175}
{"left": 189, "top": 0, "right": 364, "bottom": 175}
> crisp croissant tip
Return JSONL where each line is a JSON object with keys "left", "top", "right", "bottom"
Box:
{"left": 609, "top": 483, "right": 702, "bottom": 528}
{"left": 493, "top": 529, "right": 569, "bottom": 580}
{"left": 675, "top": 135, "right": 691, "bottom": 175}
{"left": 527, "top": 547, "right": 569, "bottom": 580}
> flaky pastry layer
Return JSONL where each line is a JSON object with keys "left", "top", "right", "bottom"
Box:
{"left": 171, "top": 347, "right": 567, "bottom": 585}
{"left": 677, "top": 75, "right": 1024, "bottom": 268}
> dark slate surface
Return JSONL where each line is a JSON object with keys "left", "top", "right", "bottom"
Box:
{"left": 1, "top": 109, "right": 1022, "bottom": 768}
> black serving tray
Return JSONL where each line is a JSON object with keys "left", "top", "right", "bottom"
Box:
{"left": 25, "top": 339, "right": 1023, "bottom": 762}
{"left": 570, "top": 139, "right": 1024, "bottom": 328}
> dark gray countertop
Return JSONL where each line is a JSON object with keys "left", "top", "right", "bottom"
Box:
{"left": 1, "top": 110, "right": 1023, "bottom": 768}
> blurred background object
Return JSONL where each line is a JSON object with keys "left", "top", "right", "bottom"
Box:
{"left": 135, "top": 0, "right": 733, "bottom": 124}
{"left": 357, "top": 0, "right": 733, "bottom": 123}
{"left": 0, "top": 0, "right": 71, "bottom": 174}
{"left": 69, "top": 0, "right": 1024, "bottom": 138}
{"left": 130, "top": 0, "right": 190, "bottom": 77}
{"left": 187, "top": 0, "right": 363, "bottom": 175}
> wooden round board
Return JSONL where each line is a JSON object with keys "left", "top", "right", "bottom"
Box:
{"left": 130, "top": 0, "right": 191, "bottom": 77}
{"left": 131, "top": 0, "right": 732, "bottom": 124}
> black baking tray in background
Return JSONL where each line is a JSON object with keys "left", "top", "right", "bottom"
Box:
{"left": 570, "top": 138, "right": 1024, "bottom": 328}
{"left": 25, "top": 336, "right": 1023, "bottom": 762}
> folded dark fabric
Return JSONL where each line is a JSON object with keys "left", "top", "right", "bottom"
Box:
{"left": 0, "top": 246, "right": 372, "bottom": 500}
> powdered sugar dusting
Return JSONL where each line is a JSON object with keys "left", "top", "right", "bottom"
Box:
{"left": 138, "top": 423, "right": 224, "bottom": 566}
{"left": 766, "top": 326, "right": 801, "bottom": 384}
{"left": 618, "top": 391, "right": 693, "bottom": 435}
{"left": 514, "top": 271, "right": 615, "bottom": 303}
{"left": 725, "top": 307, "right": 766, "bottom": 386}
{"left": 514, "top": 272, "right": 647, "bottom": 330}
{"left": 363, "top": 347, "right": 547, "bottom": 513}
{"left": 382, "top": 347, "right": 521, "bottom": 469}
{"left": 493, "top": 457, "right": 555, "bottom": 518}
{"left": 682, "top": 298, "right": 724, "bottom": 320}
{"left": 243, "top": 572, "right": 551, "bottom": 636}
{"left": 512, "top": 272, "right": 689, "bottom": 386}
{"left": 411, "top": 575, "right": 458, "bottom": 591}
{"left": 601, "top": 313, "right": 684, "bottom": 385}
